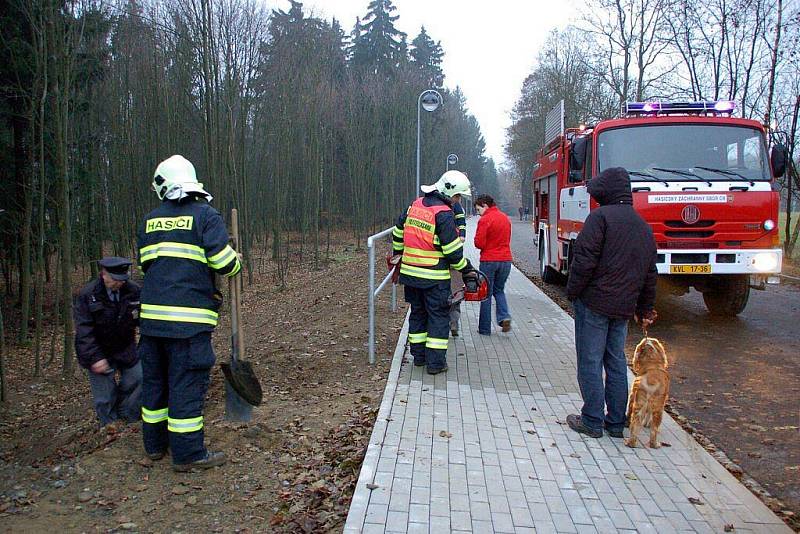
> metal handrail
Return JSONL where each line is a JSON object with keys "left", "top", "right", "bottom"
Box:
{"left": 367, "top": 227, "right": 399, "bottom": 364}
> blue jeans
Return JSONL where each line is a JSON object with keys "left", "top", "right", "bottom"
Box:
{"left": 573, "top": 299, "right": 629, "bottom": 432}
{"left": 87, "top": 361, "right": 142, "bottom": 426}
{"left": 478, "top": 261, "right": 511, "bottom": 335}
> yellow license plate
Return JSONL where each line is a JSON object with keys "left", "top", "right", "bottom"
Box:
{"left": 670, "top": 264, "right": 712, "bottom": 274}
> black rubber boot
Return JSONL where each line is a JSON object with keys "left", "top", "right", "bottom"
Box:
{"left": 173, "top": 451, "right": 227, "bottom": 472}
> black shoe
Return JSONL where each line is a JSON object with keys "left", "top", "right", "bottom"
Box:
{"left": 566, "top": 414, "right": 602, "bottom": 438}
{"left": 146, "top": 450, "right": 166, "bottom": 461}
{"left": 173, "top": 451, "right": 227, "bottom": 472}
{"left": 427, "top": 365, "right": 448, "bottom": 375}
{"left": 605, "top": 427, "right": 624, "bottom": 439}
{"left": 450, "top": 328, "right": 459, "bottom": 337}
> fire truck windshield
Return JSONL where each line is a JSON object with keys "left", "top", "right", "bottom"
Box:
{"left": 597, "top": 124, "right": 770, "bottom": 181}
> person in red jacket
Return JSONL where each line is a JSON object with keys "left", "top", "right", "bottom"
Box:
{"left": 473, "top": 195, "right": 513, "bottom": 335}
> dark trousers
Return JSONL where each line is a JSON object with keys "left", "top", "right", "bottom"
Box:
{"left": 139, "top": 332, "right": 215, "bottom": 464}
{"left": 87, "top": 361, "right": 142, "bottom": 426}
{"left": 478, "top": 261, "right": 511, "bottom": 335}
{"left": 573, "top": 299, "right": 629, "bottom": 432}
{"left": 405, "top": 282, "right": 450, "bottom": 371}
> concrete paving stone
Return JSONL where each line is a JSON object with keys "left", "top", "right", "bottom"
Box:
{"left": 487, "top": 494, "right": 511, "bottom": 514}
{"left": 470, "top": 520, "right": 494, "bottom": 534}
{"left": 664, "top": 509, "right": 693, "bottom": 530}
{"left": 608, "top": 508, "right": 635, "bottom": 529}
{"left": 502, "top": 475, "right": 524, "bottom": 493}
{"left": 568, "top": 505, "right": 594, "bottom": 525}
{"left": 544, "top": 494, "right": 570, "bottom": 515}
{"left": 470, "top": 500, "right": 492, "bottom": 521}
{"left": 428, "top": 513, "right": 450, "bottom": 532}
{"left": 574, "top": 524, "right": 599, "bottom": 534}
{"left": 449, "top": 491, "right": 470, "bottom": 512}
{"left": 491, "top": 512, "right": 516, "bottom": 533}
{"left": 450, "top": 510, "right": 471, "bottom": 530}
{"left": 511, "top": 506, "right": 536, "bottom": 527}
{"left": 561, "top": 488, "right": 582, "bottom": 506}
{"left": 408, "top": 503, "right": 428, "bottom": 524}
{"left": 365, "top": 503, "right": 389, "bottom": 524}
{"left": 650, "top": 515, "right": 679, "bottom": 533}
{"left": 361, "top": 523, "right": 386, "bottom": 534}
{"left": 687, "top": 520, "right": 718, "bottom": 533}
{"left": 386, "top": 510, "right": 408, "bottom": 529}
{"left": 468, "top": 484, "right": 489, "bottom": 503}
{"left": 410, "top": 485, "right": 429, "bottom": 504}
{"left": 522, "top": 483, "right": 546, "bottom": 503}
{"left": 551, "top": 512, "right": 578, "bottom": 533}
{"left": 533, "top": 519, "right": 559, "bottom": 534}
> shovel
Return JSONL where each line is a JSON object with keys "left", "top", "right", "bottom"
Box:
{"left": 221, "top": 209, "right": 263, "bottom": 421}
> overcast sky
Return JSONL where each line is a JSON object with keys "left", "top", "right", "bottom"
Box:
{"left": 275, "top": 0, "right": 578, "bottom": 166}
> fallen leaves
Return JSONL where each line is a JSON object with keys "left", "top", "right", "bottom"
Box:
{"left": 438, "top": 430, "right": 452, "bottom": 439}
{"left": 688, "top": 497, "right": 705, "bottom": 505}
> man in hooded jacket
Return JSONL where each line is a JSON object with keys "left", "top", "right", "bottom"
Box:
{"left": 565, "top": 167, "right": 658, "bottom": 439}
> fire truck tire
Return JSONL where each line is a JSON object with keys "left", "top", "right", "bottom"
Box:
{"left": 702, "top": 275, "right": 750, "bottom": 316}
{"left": 538, "top": 239, "right": 559, "bottom": 284}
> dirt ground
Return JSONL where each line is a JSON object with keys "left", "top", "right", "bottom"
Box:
{"left": 0, "top": 239, "right": 408, "bottom": 533}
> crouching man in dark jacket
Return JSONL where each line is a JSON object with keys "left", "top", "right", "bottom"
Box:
{"left": 565, "top": 168, "right": 658, "bottom": 439}
{"left": 74, "top": 257, "right": 142, "bottom": 426}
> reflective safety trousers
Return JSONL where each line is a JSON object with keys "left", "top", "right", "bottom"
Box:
{"left": 140, "top": 333, "right": 215, "bottom": 464}
{"left": 137, "top": 198, "right": 240, "bottom": 338}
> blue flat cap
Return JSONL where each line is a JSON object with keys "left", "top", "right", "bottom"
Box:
{"left": 98, "top": 256, "right": 132, "bottom": 281}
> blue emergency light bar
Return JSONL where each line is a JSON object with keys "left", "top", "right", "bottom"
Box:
{"left": 625, "top": 100, "right": 736, "bottom": 115}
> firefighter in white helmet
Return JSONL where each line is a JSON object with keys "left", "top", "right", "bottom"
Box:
{"left": 392, "top": 170, "right": 477, "bottom": 374}
{"left": 137, "top": 155, "right": 241, "bottom": 471}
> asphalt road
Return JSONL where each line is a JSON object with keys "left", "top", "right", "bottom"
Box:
{"left": 505, "top": 216, "right": 800, "bottom": 517}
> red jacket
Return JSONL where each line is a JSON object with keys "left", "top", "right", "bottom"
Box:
{"left": 474, "top": 206, "right": 513, "bottom": 262}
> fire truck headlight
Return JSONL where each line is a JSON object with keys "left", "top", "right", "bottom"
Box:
{"left": 763, "top": 219, "right": 776, "bottom": 231}
{"left": 752, "top": 252, "right": 779, "bottom": 272}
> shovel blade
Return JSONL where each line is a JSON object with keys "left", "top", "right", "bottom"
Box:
{"left": 221, "top": 359, "right": 263, "bottom": 406}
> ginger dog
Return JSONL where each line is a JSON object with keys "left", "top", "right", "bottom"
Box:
{"left": 625, "top": 337, "right": 670, "bottom": 448}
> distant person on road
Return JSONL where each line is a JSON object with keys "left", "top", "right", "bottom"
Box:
{"left": 392, "top": 170, "right": 477, "bottom": 375}
{"left": 474, "top": 195, "right": 513, "bottom": 335}
{"left": 518, "top": 206, "right": 524, "bottom": 221}
{"left": 565, "top": 167, "right": 658, "bottom": 439}
{"left": 74, "top": 257, "right": 142, "bottom": 428}
{"left": 524, "top": 206, "right": 530, "bottom": 221}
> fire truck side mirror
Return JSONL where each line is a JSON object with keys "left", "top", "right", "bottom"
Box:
{"left": 569, "top": 137, "right": 588, "bottom": 171}
{"left": 770, "top": 144, "right": 787, "bottom": 178}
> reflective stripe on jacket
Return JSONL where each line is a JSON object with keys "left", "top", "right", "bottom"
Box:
{"left": 137, "top": 198, "right": 240, "bottom": 338}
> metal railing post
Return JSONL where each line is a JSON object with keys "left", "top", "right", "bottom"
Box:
{"left": 367, "top": 227, "right": 399, "bottom": 364}
{"left": 368, "top": 236, "right": 377, "bottom": 364}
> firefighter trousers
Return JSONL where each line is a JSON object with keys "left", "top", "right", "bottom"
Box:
{"left": 139, "top": 332, "right": 215, "bottom": 465}
{"left": 404, "top": 282, "right": 450, "bottom": 371}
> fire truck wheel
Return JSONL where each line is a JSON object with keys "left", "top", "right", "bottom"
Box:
{"left": 538, "top": 240, "right": 560, "bottom": 284}
{"left": 702, "top": 275, "right": 750, "bottom": 316}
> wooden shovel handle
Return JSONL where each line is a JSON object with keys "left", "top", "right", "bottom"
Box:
{"left": 230, "top": 208, "right": 245, "bottom": 359}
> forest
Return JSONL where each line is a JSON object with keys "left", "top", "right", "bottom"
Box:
{"left": 0, "top": 0, "right": 497, "bottom": 391}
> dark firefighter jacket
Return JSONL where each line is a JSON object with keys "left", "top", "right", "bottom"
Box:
{"left": 74, "top": 278, "right": 141, "bottom": 370}
{"left": 566, "top": 167, "right": 658, "bottom": 319}
{"left": 137, "top": 197, "right": 241, "bottom": 338}
{"left": 392, "top": 191, "right": 472, "bottom": 289}
{"left": 453, "top": 201, "right": 466, "bottom": 239}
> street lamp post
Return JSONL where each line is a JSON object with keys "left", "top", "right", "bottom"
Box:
{"left": 416, "top": 89, "right": 442, "bottom": 197}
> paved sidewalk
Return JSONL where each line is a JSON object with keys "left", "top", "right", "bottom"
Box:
{"left": 345, "top": 223, "right": 790, "bottom": 533}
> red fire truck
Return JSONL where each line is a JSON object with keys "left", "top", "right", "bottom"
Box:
{"left": 531, "top": 100, "right": 788, "bottom": 316}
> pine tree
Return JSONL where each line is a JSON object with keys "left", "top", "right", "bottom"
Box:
{"left": 410, "top": 26, "right": 444, "bottom": 88}
{"left": 350, "top": 0, "right": 407, "bottom": 77}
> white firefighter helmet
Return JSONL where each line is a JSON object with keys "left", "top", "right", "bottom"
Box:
{"left": 152, "top": 155, "right": 211, "bottom": 201}
{"left": 420, "top": 170, "right": 472, "bottom": 198}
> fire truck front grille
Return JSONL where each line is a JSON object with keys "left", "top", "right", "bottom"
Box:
{"left": 664, "top": 230, "right": 714, "bottom": 238}
{"left": 672, "top": 253, "right": 710, "bottom": 264}
{"left": 664, "top": 220, "right": 715, "bottom": 228}
{"left": 657, "top": 241, "right": 719, "bottom": 249}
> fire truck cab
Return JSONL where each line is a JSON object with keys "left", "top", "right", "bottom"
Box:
{"left": 532, "top": 100, "right": 788, "bottom": 316}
